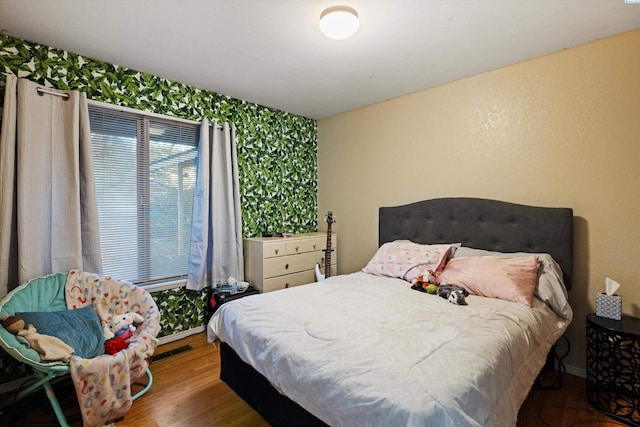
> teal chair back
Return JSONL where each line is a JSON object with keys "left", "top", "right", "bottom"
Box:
{"left": 0, "top": 272, "right": 69, "bottom": 369}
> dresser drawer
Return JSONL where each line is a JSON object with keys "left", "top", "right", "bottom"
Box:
{"left": 263, "top": 272, "right": 307, "bottom": 292}
{"left": 305, "top": 249, "right": 338, "bottom": 270}
{"left": 263, "top": 254, "right": 306, "bottom": 278}
{"left": 286, "top": 236, "right": 325, "bottom": 255}
{"left": 263, "top": 241, "right": 287, "bottom": 258}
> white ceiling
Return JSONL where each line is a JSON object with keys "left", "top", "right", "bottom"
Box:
{"left": 1, "top": 0, "right": 639, "bottom": 120}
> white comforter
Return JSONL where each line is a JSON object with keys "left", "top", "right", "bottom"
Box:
{"left": 208, "top": 272, "right": 571, "bottom": 427}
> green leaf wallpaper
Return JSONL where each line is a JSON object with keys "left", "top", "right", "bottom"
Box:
{"left": 0, "top": 34, "right": 317, "bottom": 380}
{"left": 0, "top": 34, "right": 318, "bottom": 239}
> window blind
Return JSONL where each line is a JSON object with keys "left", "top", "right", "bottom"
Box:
{"left": 88, "top": 105, "right": 198, "bottom": 284}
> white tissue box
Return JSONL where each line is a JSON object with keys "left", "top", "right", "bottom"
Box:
{"left": 596, "top": 293, "right": 622, "bottom": 320}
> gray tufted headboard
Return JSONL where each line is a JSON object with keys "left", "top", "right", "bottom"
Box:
{"left": 379, "top": 198, "right": 574, "bottom": 289}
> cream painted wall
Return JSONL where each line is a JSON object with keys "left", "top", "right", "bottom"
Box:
{"left": 317, "top": 29, "right": 640, "bottom": 373}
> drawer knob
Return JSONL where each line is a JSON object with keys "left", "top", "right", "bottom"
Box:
{"left": 295, "top": 246, "right": 299, "bottom": 252}
{"left": 313, "top": 244, "right": 316, "bottom": 249}
{"left": 275, "top": 249, "right": 279, "bottom": 255}
{"left": 285, "top": 263, "right": 289, "bottom": 269}
{"left": 285, "top": 283, "right": 289, "bottom": 288}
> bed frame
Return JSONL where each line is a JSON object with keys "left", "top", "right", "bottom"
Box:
{"left": 219, "top": 197, "right": 574, "bottom": 426}
{"left": 378, "top": 197, "right": 573, "bottom": 288}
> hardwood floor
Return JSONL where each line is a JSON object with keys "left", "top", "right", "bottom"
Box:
{"left": 117, "top": 334, "right": 268, "bottom": 427}
{"left": 517, "top": 374, "right": 628, "bottom": 427}
{"left": 0, "top": 333, "right": 628, "bottom": 426}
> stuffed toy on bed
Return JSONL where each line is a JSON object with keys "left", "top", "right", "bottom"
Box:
{"left": 437, "top": 284, "right": 469, "bottom": 305}
{"left": 411, "top": 272, "right": 469, "bottom": 305}
{"left": 411, "top": 270, "right": 438, "bottom": 294}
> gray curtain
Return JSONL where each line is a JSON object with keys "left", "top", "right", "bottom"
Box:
{"left": 186, "top": 118, "right": 243, "bottom": 291}
{"left": 0, "top": 75, "right": 102, "bottom": 297}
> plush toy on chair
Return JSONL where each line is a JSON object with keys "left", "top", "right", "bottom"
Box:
{"left": 104, "top": 336, "right": 128, "bottom": 355}
{"left": 106, "top": 312, "right": 144, "bottom": 340}
{"left": 1, "top": 314, "right": 74, "bottom": 362}
{"left": 104, "top": 312, "right": 144, "bottom": 355}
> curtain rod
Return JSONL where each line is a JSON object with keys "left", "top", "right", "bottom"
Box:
{"left": 34, "top": 88, "right": 225, "bottom": 129}
{"left": 87, "top": 99, "right": 201, "bottom": 125}
{"left": 36, "top": 87, "right": 70, "bottom": 99}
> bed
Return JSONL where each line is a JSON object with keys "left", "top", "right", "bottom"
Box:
{"left": 208, "top": 197, "right": 574, "bottom": 426}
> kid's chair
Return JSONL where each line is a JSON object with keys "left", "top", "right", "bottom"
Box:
{"left": 0, "top": 271, "right": 160, "bottom": 427}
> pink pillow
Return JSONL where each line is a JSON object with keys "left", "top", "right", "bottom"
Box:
{"left": 436, "top": 255, "right": 539, "bottom": 306}
{"left": 362, "top": 240, "right": 453, "bottom": 282}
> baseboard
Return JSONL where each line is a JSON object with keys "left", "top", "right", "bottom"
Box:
{"left": 157, "top": 326, "right": 206, "bottom": 345}
{"left": 565, "top": 363, "right": 585, "bottom": 378}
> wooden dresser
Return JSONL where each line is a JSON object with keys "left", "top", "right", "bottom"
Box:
{"left": 243, "top": 232, "right": 337, "bottom": 293}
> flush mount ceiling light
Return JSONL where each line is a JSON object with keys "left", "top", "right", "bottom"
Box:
{"left": 319, "top": 6, "right": 359, "bottom": 40}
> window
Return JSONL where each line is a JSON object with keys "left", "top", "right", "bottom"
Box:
{"left": 88, "top": 105, "right": 198, "bottom": 284}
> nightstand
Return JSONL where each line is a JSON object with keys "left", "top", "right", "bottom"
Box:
{"left": 586, "top": 313, "right": 640, "bottom": 425}
{"left": 208, "top": 286, "right": 259, "bottom": 320}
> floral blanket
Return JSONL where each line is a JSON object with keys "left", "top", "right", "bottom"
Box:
{"left": 65, "top": 269, "right": 160, "bottom": 427}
